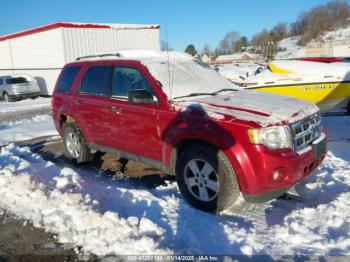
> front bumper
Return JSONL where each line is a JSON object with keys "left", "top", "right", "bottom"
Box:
{"left": 230, "top": 132, "right": 327, "bottom": 201}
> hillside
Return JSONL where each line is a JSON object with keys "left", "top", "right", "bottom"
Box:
{"left": 275, "top": 25, "right": 350, "bottom": 59}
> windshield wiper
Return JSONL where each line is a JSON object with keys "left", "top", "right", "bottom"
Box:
{"left": 174, "top": 88, "right": 237, "bottom": 100}
{"left": 174, "top": 92, "right": 216, "bottom": 99}
{"left": 212, "top": 88, "right": 238, "bottom": 94}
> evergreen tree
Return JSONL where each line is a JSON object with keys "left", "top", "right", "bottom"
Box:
{"left": 234, "top": 36, "right": 249, "bottom": 52}
{"left": 185, "top": 44, "right": 198, "bottom": 56}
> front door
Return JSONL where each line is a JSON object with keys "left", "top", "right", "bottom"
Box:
{"left": 108, "top": 66, "right": 163, "bottom": 162}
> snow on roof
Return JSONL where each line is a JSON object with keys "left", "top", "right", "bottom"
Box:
{"left": 0, "top": 22, "right": 160, "bottom": 42}
{"left": 0, "top": 73, "right": 34, "bottom": 80}
{"left": 76, "top": 49, "right": 194, "bottom": 62}
{"left": 76, "top": 49, "right": 238, "bottom": 99}
{"left": 216, "top": 52, "right": 255, "bottom": 62}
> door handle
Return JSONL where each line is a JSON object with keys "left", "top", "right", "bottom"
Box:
{"left": 111, "top": 106, "right": 122, "bottom": 113}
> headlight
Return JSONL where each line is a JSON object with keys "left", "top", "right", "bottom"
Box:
{"left": 247, "top": 126, "right": 292, "bottom": 150}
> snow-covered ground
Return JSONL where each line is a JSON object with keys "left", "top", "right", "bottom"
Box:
{"left": 275, "top": 36, "right": 306, "bottom": 59}
{"left": 0, "top": 98, "right": 57, "bottom": 146}
{"left": 0, "top": 109, "right": 349, "bottom": 256}
{"left": 0, "top": 114, "right": 57, "bottom": 146}
{"left": 0, "top": 97, "right": 51, "bottom": 113}
{"left": 322, "top": 25, "right": 350, "bottom": 41}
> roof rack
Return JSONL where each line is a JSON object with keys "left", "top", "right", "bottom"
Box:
{"left": 76, "top": 53, "right": 122, "bottom": 61}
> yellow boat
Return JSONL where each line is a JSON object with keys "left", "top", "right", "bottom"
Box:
{"left": 238, "top": 60, "right": 350, "bottom": 113}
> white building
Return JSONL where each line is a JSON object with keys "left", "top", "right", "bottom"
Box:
{"left": 200, "top": 54, "right": 211, "bottom": 63}
{"left": 0, "top": 22, "right": 160, "bottom": 95}
{"left": 302, "top": 39, "right": 350, "bottom": 57}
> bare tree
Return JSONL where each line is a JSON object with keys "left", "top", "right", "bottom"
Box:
{"left": 271, "top": 23, "right": 289, "bottom": 41}
{"left": 217, "top": 31, "right": 241, "bottom": 54}
{"left": 290, "top": 0, "right": 350, "bottom": 44}
{"left": 201, "top": 44, "right": 212, "bottom": 56}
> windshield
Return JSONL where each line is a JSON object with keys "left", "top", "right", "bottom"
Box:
{"left": 144, "top": 58, "right": 240, "bottom": 99}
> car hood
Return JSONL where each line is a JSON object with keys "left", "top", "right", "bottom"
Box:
{"left": 172, "top": 89, "right": 319, "bottom": 127}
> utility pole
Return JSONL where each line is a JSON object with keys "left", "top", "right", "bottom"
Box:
{"left": 267, "top": 40, "right": 274, "bottom": 61}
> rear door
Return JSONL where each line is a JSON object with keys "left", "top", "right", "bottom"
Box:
{"left": 72, "top": 64, "right": 113, "bottom": 146}
{"left": 52, "top": 65, "right": 82, "bottom": 129}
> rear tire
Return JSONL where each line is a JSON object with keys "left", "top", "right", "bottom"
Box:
{"left": 176, "top": 144, "right": 240, "bottom": 213}
{"left": 62, "top": 123, "right": 94, "bottom": 163}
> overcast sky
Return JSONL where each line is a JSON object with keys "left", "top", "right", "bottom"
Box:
{"left": 0, "top": 0, "right": 333, "bottom": 51}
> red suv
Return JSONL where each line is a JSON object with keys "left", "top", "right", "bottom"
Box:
{"left": 52, "top": 50, "right": 327, "bottom": 212}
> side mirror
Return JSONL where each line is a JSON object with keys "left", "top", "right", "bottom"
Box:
{"left": 128, "top": 89, "right": 156, "bottom": 104}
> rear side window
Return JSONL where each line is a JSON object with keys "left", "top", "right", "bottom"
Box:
{"left": 57, "top": 66, "right": 81, "bottom": 92}
{"left": 0, "top": 79, "right": 3, "bottom": 86}
{"left": 6, "top": 77, "right": 28, "bottom": 84}
{"left": 80, "top": 66, "right": 112, "bottom": 96}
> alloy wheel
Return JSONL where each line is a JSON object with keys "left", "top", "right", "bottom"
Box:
{"left": 65, "top": 130, "right": 81, "bottom": 159}
{"left": 184, "top": 159, "right": 220, "bottom": 202}
{"left": 3, "top": 93, "right": 9, "bottom": 102}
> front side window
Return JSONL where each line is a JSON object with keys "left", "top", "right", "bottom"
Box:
{"left": 0, "top": 79, "right": 3, "bottom": 86}
{"left": 112, "top": 67, "right": 154, "bottom": 97}
{"left": 57, "top": 66, "right": 81, "bottom": 92}
{"left": 81, "top": 66, "right": 112, "bottom": 96}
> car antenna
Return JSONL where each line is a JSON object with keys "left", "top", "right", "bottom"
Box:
{"left": 165, "top": 25, "right": 173, "bottom": 100}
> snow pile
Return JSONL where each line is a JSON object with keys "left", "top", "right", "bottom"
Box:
{"left": 0, "top": 144, "right": 169, "bottom": 256}
{"left": 53, "top": 167, "right": 82, "bottom": 190}
{"left": 262, "top": 151, "right": 350, "bottom": 254}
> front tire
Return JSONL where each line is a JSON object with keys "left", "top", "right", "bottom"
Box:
{"left": 62, "top": 123, "right": 94, "bottom": 163}
{"left": 3, "top": 92, "right": 13, "bottom": 102}
{"left": 31, "top": 95, "right": 39, "bottom": 100}
{"left": 176, "top": 144, "right": 240, "bottom": 213}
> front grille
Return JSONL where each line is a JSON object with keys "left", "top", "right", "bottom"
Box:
{"left": 290, "top": 113, "right": 322, "bottom": 151}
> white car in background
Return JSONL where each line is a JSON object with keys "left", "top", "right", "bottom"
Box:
{"left": 0, "top": 74, "right": 40, "bottom": 102}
